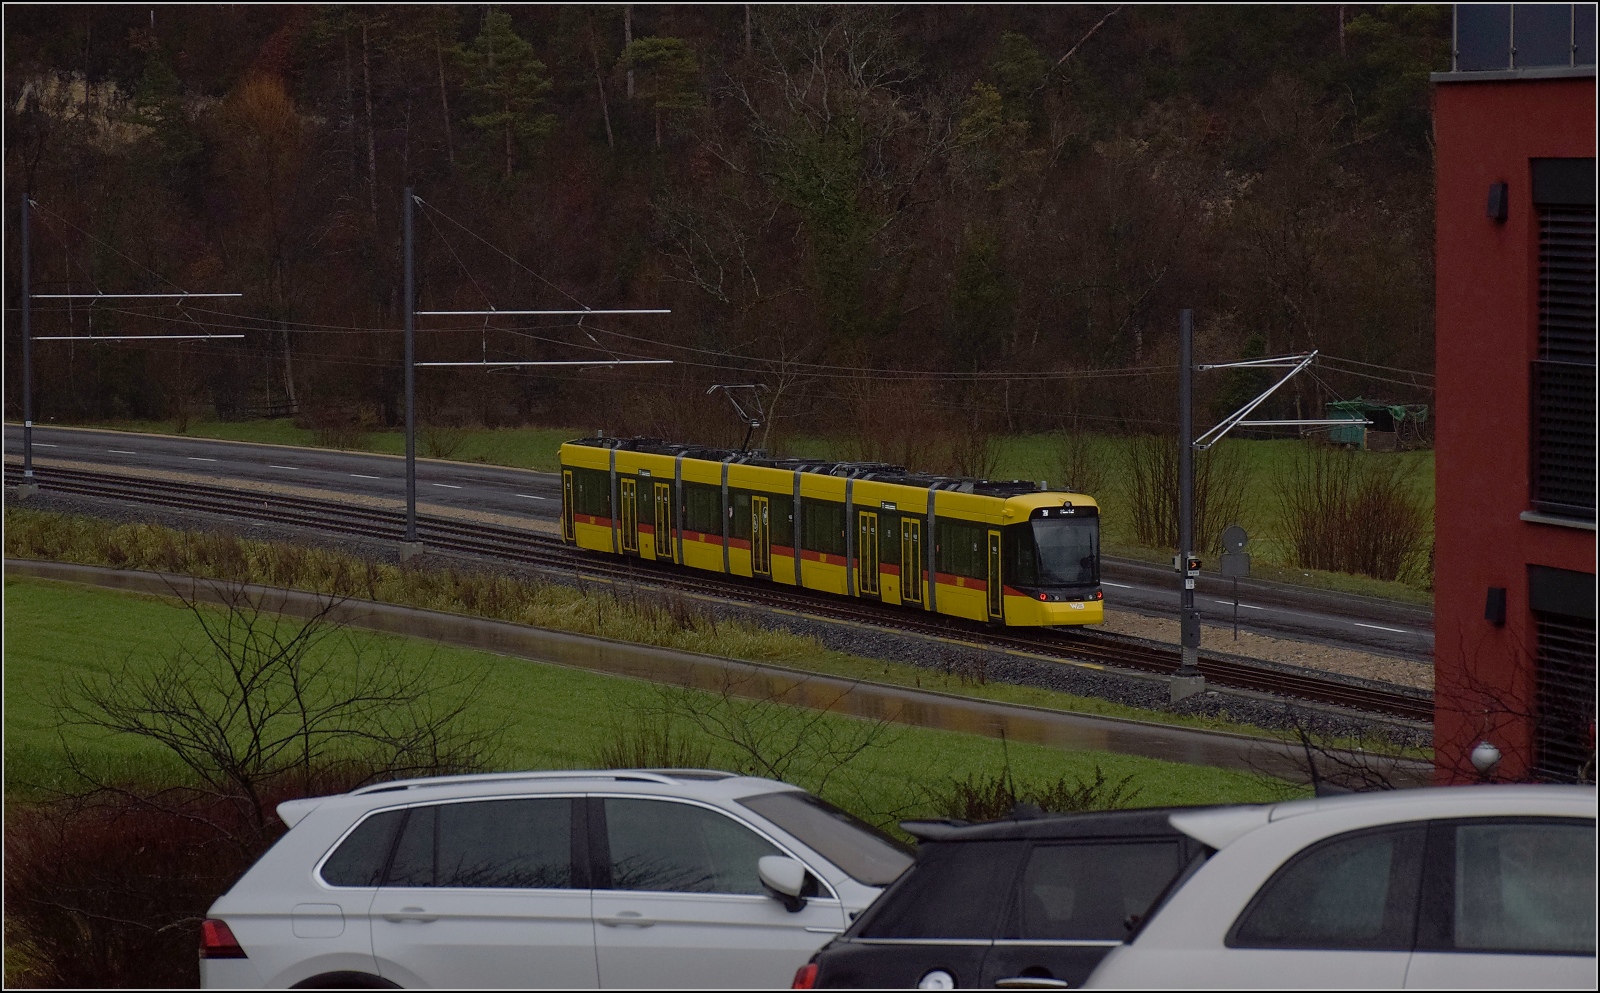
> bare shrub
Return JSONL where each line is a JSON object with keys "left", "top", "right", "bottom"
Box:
{"left": 1125, "top": 434, "right": 1249, "bottom": 551}
{"left": 594, "top": 707, "right": 715, "bottom": 770}
{"left": 421, "top": 424, "right": 469, "bottom": 460}
{"left": 641, "top": 674, "right": 901, "bottom": 795}
{"left": 1052, "top": 431, "right": 1110, "bottom": 496}
{"left": 924, "top": 763, "right": 1142, "bottom": 822}
{"left": 51, "top": 581, "right": 500, "bottom": 833}
{"left": 301, "top": 406, "right": 371, "bottom": 450}
{"left": 1275, "top": 445, "right": 1430, "bottom": 581}
{"left": 4, "top": 767, "right": 380, "bottom": 989}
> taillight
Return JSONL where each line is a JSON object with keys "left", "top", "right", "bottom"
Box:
{"left": 792, "top": 962, "right": 819, "bottom": 989}
{"left": 200, "top": 918, "right": 248, "bottom": 959}
{"left": 1094, "top": 590, "right": 1103, "bottom": 600}
{"left": 1038, "top": 592, "right": 1048, "bottom": 601}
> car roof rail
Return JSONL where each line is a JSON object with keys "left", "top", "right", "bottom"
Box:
{"left": 348, "top": 769, "right": 686, "bottom": 796}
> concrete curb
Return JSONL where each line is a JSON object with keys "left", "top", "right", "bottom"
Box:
{"left": 5, "top": 559, "right": 1432, "bottom": 786}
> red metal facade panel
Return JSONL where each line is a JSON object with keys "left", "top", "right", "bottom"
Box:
{"left": 1432, "top": 77, "right": 1597, "bottom": 782}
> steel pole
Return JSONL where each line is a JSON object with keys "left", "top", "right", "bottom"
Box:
{"left": 404, "top": 187, "right": 418, "bottom": 544}
{"left": 1174, "top": 308, "right": 1203, "bottom": 693}
{"left": 21, "top": 194, "right": 33, "bottom": 483}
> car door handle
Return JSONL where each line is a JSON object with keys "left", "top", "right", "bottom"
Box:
{"left": 995, "top": 979, "right": 1071, "bottom": 989}
{"left": 382, "top": 907, "right": 438, "bottom": 923}
{"left": 598, "top": 912, "right": 656, "bottom": 928}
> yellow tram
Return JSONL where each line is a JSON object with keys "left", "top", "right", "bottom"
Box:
{"left": 558, "top": 437, "right": 1104, "bottom": 627}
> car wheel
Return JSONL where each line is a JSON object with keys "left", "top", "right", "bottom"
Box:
{"left": 290, "top": 971, "right": 402, "bottom": 989}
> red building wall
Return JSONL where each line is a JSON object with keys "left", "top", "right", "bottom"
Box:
{"left": 1433, "top": 76, "right": 1596, "bottom": 782}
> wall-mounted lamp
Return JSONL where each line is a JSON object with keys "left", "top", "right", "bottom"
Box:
{"left": 1487, "top": 182, "right": 1509, "bottom": 222}
{"left": 1485, "top": 586, "right": 1507, "bottom": 626}
{"left": 1471, "top": 740, "right": 1502, "bottom": 780}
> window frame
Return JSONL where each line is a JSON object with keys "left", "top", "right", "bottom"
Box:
{"left": 1415, "top": 816, "right": 1597, "bottom": 957}
{"left": 314, "top": 793, "right": 588, "bottom": 892}
{"left": 586, "top": 793, "right": 840, "bottom": 901}
{"left": 1001, "top": 836, "right": 1187, "bottom": 944}
{"left": 1225, "top": 823, "right": 1426, "bottom": 952}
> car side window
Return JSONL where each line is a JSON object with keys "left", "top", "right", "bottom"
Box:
{"left": 602, "top": 798, "right": 780, "bottom": 895}
{"left": 853, "top": 841, "right": 1025, "bottom": 940}
{"left": 1229, "top": 825, "right": 1424, "bottom": 951}
{"left": 1428, "top": 818, "right": 1596, "bottom": 955}
{"left": 321, "top": 809, "right": 406, "bottom": 887}
{"left": 382, "top": 798, "right": 574, "bottom": 889}
{"left": 1013, "top": 840, "right": 1184, "bottom": 941}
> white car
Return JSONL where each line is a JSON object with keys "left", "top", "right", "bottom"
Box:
{"left": 200, "top": 770, "right": 913, "bottom": 989}
{"left": 1085, "top": 785, "right": 1597, "bottom": 990}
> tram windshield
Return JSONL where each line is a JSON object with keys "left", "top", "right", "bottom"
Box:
{"left": 1033, "top": 518, "right": 1100, "bottom": 586}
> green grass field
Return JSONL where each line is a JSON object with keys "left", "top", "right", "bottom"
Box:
{"left": 4, "top": 577, "right": 1302, "bottom": 821}
{"left": 45, "top": 417, "right": 1434, "bottom": 600}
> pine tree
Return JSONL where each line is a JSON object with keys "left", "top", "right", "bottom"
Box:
{"left": 459, "top": 10, "right": 554, "bottom": 179}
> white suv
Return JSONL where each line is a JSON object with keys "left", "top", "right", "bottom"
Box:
{"left": 200, "top": 770, "right": 913, "bottom": 989}
{"left": 1085, "top": 785, "right": 1597, "bottom": 990}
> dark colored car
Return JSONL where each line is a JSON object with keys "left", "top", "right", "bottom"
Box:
{"left": 794, "top": 807, "right": 1210, "bottom": 990}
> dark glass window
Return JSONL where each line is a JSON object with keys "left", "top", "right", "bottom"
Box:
{"left": 1004, "top": 524, "right": 1039, "bottom": 586}
{"left": 603, "top": 798, "right": 779, "bottom": 895}
{"left": 572, "top": 468, "right": 612, "bottom": 518}
{"left": 769, "top": 493, "right": 794, "bottom": 547}
{"left": 381, "top": 799, "right": 573, "bottom": 889}
{"left": 1230, "top": 826, "right": 1424, "bottom": 950}
{"left": 877, "top": 514, "right": 900, "bottom": 568}
{"left": 320, "top": 809, "right": 405, "bottom": 887}
{"left": 1451, "top": 820, "right": 1595, "bottom": 954}
{"left": 739, "top": 791, "right": 912, "bottom": 886}
{"left": 1013, "top": 840, "right": 1183, "bottom": 941}
{"left": 1532, "top": 200, "right": 1596, "bottom": 521}
{"left": 1034, "top": 520, "right": 1100, "bottom": 585}
{"left": 935, "top": 520, "right": 987, "bottom": 579}
{"left": 802, "top": 501, "right": 846, "bottom": 556}
{"left": 1533, "top": 611, "right": 1597, "bottom": 783}
{"left": 684, "top": 483, "right": 722, "bottom": 536}
{"left": 853, "top": 841, "right": 1024, "bottom": 939}
{"left": 732, "top": 490, "right": 752, "bottom": 541}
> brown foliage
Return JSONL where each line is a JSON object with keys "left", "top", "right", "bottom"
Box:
{"left": 1275, "top": 444, "right": 1430, "bottom": 582}
{"left": 1125, "top": 435, "right": 1248, "bottom": 552}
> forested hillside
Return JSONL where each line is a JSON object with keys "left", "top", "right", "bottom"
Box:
{"left": 4, "top": 4, "right": 1446, "bottom": 458}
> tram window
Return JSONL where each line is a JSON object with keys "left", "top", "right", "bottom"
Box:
{"left": 803, "top": 501, "right": 846, "bottom": 556}
{"left": 684, "top": 483, "right": 721, "bottom": 535}
{"left": 769, "top": 494, "right": 794, "bottom": 547}
{"left": 573, "top": 468, "right": 612, "bottom": 518}
{"left": 732, "top": 491, "right": 752, "bottom": 540}
{"left": 935, "top": 521, "right": 986, "bottom": 579}
{"left": 878, "top": 516, "right": 900, "bottom": 568}
{"left": 1004, "top": 525, "right": 1040, "bottom": 586}
{"left": 1034, "top": 519, "right": 1099, "bottom": 585}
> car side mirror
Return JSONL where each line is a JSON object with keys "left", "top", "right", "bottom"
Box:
{"left": 758, "top": 855, "right": 808, "bottom": 913}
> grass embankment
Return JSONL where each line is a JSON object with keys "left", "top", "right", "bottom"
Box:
{"left": 4, "top": 577, "right": 1302, "bottom": 818}
{"left": 3, "top": 507, "right": 1303, "bottom": 744}
{"left": 50, "top": 418, "right": 1435, "bottom": 602}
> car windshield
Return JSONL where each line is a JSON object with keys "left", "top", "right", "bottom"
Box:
{"left": 1034, "top": 518, "right": 1099, "bottom": 585}
{"left": 738, "top": 791, "right": 914, "bottom": 886}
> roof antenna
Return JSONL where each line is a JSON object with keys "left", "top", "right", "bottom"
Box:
{"left": 706, "top": 384, "right": 767, "bottom": 453}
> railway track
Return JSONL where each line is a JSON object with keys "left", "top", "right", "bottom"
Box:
{"left": 7, "top": 463, "right": 1434, "bottom": 723}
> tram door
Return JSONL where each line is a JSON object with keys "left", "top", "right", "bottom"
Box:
{"left": 901, "top": 519, "right": 923, "bottom": 605}
{"left": 986, "top": 529, "right": 1003, "bottom": 620}
{"left": 857, "top": 511, "right": 880, "bottom": 597}
{"left": 620, "top": 478, "right": 639, "bottom": 554}
{"left": 561, "top": 471, "right": 575, "bottom": 543}
{"left": 752, "top": 496, "right": 771, "bottom": 577}
{"left": 653, "top": 482, "right": 674, "bottom": 563}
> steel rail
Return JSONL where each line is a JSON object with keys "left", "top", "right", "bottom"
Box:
{"left": 6, "top": 464, "right": 1433, "bottom": 723}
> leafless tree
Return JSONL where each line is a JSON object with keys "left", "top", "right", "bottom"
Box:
{"left": 52, "top": 578, "right": 501, "bottom": 842}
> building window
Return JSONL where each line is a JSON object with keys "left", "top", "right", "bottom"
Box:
{"left": 1530, "top": 565, "right": 1597, "bottom": 784}
{"left": 1531, "top": 159, "right": 1596, "bottom": 522}
{"left": 1533, "top": 611, "right": 1597, "bottom": 784}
